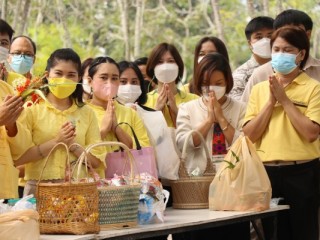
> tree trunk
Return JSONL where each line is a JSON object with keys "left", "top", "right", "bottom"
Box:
{"left": 211, "top": 0, "right": 225, "bottom": 43}
{"left": 262, "top": 0, "right": 269, "bottom": 16}
{"left": 134, "top": 0, "right": 144, "bottom": 59}
{"left": 118, "top": 0, "right": 130, "bottom": 60}
{"left": 313, "top": 29, "right": 320, "bottom": 59}
{"left": 247, "top": 0, "right": 254, "bottom": 18}
{"left": 33, "top": 0, "right": 46, "bottom": 43}
{"left": 17, "top": 0, "right": 31, "bottom": 35}
{"left": 202, "top": 0, "right": 214, "bottom": 31}
{"left": 276, "top": 0, "right": 283, "bottom": 15}
{"left": 12, "top": 0, "right": 23, "bottom": 30}
{"left": 56, "top": 0, "right": 72, "bottom": 48}
{"left": 1, "top": 0, "right": 7, "bottom": 20}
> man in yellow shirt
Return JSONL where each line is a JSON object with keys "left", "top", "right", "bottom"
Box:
{"left": 0, "top": 81, "right": 23, "bottom": 199}
{"left": 5, "top": 35, "right": 37, "bottom": 84}
{"left": 243, "top": 26, "right": 320, "bottom": 240}
{"left": 0, "top": 19, "right": 24, "bottom": 199}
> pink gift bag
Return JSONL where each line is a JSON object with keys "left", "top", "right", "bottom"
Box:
{"left": 105, "top": 122, "right": 158, "bottom": 179}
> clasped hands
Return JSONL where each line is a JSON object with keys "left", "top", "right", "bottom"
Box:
{"left": 155, "top": 84, "right": 177, "bottom": 113}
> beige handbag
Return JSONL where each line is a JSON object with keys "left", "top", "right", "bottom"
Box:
{"left": 170, "top": 130, "right": 215, "bottom": 209}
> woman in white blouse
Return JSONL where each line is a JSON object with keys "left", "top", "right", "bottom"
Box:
{"left": 176, "top": 52, "right": 246, "bottom": 175}
{"left": 175, "top": 52, "right": 249, "bottom": 240}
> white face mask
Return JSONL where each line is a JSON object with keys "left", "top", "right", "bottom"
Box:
{"left": 198, "top": 56, "right": 204, "bottom": 63}
{"left": 251, "top": 38, "right": 271, "bottom": 59}
{"left": 202, "top": 85, "right": 226, "bottom": 100}
{"left": 0, "top": 46, "right": 9, "bottom": 63}
{"left": 154, "top": 63, "right": 179, "bottom": 83}
{"left": 82, "top": 78, "right": 91, "bottom": 94}
{"left": 117, "top": 84, "right": 142, "bottom": 104}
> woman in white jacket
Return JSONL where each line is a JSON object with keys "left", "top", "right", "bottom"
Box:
{"left": 175, "top": 52, "right": 249, "bottom": 240}
{"left": 176, "top": 52, "right": 246, "bottom": 175}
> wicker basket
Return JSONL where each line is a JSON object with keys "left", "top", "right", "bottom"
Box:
{"left": 84, "top": 141, "right": 141, "bottom": 229}
{"left": 170, "top": 130, "right": 215, "bottom": 209}
{"left": 36, "top": 143, "right": 100, "bottom": 235}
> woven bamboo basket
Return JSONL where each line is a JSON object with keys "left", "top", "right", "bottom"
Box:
{"left": 84, "top": 141, "right": 141, "bottom": 230}
{"left": 36, "top": 143, "right": 100, "bottom": 235}
{"left": 170, "top": 130, "right": 216, "bottom": 209}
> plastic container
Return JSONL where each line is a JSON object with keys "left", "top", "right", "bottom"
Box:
{"left": 8, "top": 197, "right": 37, "bottom": 209}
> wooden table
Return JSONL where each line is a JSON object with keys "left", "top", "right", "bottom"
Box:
{"left": 40, "top": 205, "right": 289, "bottom": 240}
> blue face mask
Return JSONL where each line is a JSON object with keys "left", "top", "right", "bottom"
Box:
{"left": 271, "top": 52, "right": 298, "bottom": 75}
{"left": 9, "top": 54, "right": 34, "bottom": 74}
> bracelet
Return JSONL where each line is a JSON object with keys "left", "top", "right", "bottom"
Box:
{"left": 70, "top": 145, "right": 79, "bottom": 153}
{"left": 37, "top": 145, "right": 45, "bottom": 158}
{"left": 222, "top": 123, "right": 230, "bottom": 131}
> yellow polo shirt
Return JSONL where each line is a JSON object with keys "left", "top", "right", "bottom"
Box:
{"left": 87, "top": 101, "right": 150, "bottom": 153}
{"left": 8, "top": 101, "right": 106, "bottom": 180}
{"left": 244, "top": 72, "right": 320, "bottom": 161}
{"left": 144, "top": 89, "right": 198, "bottom": 127}
{"left": 0, "top": 81, "right": 19, "bottom": 198}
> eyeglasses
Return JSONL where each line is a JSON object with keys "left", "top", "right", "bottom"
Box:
{"left": 9, "top": 52, "right": 34, "bottom": 58}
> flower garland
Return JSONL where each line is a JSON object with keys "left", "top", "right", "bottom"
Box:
{"left": 11, "top": 74, "right": 47, "bottom": 106}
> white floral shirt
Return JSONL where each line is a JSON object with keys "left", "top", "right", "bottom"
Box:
{"left": 229, "top": 55, "right": 260, "bottom": 101}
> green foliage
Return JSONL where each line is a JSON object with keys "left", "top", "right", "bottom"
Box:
{"left": 219, "top": 150, "right": 240, "bottom": 180}
{"left": 4, "top": 0, "right": 319, "bottom": 77}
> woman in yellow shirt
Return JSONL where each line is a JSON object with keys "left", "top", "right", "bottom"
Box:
{"left": 6, "top": 48, "right": 105, "bottom": 196}
{"left": 144, "top": 42, "right": 198, "bottom": 128}
{"left": 86, "top": 56, "right": 150, "bottom": 153}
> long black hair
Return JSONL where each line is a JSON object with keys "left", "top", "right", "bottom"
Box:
{"left": 88, "top": 56, "right": 120, "bottom": 78}
{"left": 45, "top": 48, "right": 84, "bottom": 107}
{"left": 118, "top": 60, "right": 147, "bottom": 105}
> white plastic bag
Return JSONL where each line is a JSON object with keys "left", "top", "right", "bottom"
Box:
{"left": 136, "top": 106, "right": 180, "bottom": 180}
{"left": 0, "top": 209, "right": 40, "bottom": 240}
{"left": 209, "top": 135, "right": 271, "bottom": 211}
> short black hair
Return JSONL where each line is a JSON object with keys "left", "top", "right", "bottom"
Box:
{"left": 271, "top": 26, "right": 309, "bottom": 69}
{"left": 11, "top": 35, "right": 37, "bottom": 54}
{"left": 46, "top": 48, "right": 84, "bottom": 107}
{"left": 245, "top": 16, "right": 274, "bottom": 40}
{"left": 274, "top": 9, "right": 313, "bottom": 31}
{"left": 118, "top": 60, "right": 148, "bottom": 105}
{"left": 134, "top": 57, "right": 148, "bottom": 66}
{"left": 0, "top": 19, "right": 14, "bottom": 41}
{"left": 194, "top": 53, "right": 233, "bottom": 96}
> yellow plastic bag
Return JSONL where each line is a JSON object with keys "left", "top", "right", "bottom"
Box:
{"left": 209, "top": 135, "right": 271, "bottom": 211}
{"left": 0, "top": 209, "right": 40, "bottom": 240}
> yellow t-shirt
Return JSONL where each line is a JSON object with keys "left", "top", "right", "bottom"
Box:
{"left": 180, "top": 83, "right": 190, "bottom": 93}
{"left": 0, "top": 81, "right": 19, "bottom": 198}
{"left": 8, "top": 101, "right": 106, "bottom": 180}
{"left": 87, "top": 101, "right": 150, "bottom": 153}
{"left": 243, "top": 72, "right": 320, "bottom": 161}
{"left": 144, "top": 89, "right": 198, "bottom": 127}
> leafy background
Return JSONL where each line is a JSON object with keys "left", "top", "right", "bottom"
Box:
{"left": 2, "top": 0, "right": 319, "bottom": 82}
